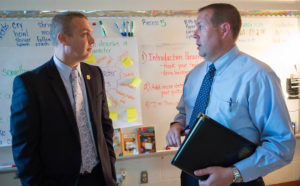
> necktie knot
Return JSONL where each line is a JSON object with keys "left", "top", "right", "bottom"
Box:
{"left": 208, "top": 64, "right": 216, "bottom": 78}
{"left": 71, "top": 68, "right": 79, "bottom": 80}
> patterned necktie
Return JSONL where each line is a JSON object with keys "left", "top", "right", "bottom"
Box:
{"left": 70, "top": 68, "right": 98, "bottom": 173}
{"left": 189, "top": 64, "right": 216, "bottom": 128}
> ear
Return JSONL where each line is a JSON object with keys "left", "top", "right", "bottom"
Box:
{"left": 219, "top": 22, "right": 231, "bottom": 39}
{"left": 57, "top": 33, "right": 68, "bottom": 45}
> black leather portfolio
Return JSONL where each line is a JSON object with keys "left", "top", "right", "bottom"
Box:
{"left": 171, "top": 113, "right": 257, "bottom": 180}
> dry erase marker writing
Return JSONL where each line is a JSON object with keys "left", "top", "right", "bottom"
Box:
{"left": 99, "top": 21, "right": 106, "bottom": 37}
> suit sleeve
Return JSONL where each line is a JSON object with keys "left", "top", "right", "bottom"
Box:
{"left": 10, "top": 75, "right": 42, "bottom": 186}
{"left": 97, "top": 67, "right": 117, "bottom": 180}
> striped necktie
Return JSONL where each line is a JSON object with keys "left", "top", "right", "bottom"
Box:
{"left": 189, "top": 64, "right": 216, "bottom": 128}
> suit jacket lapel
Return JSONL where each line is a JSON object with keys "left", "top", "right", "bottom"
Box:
{"left": 46, "top": 59, "right": 80, "bottom": 140}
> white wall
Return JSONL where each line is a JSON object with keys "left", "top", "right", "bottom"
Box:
{"left": 1, "top": 0, "right": 300, "bottom": 11}
{"left": 0, "top": 0, "right": 299, "bottom": 185}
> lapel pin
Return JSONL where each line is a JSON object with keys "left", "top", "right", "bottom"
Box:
{"left": 86, "top": 75, "right": 91, "bottom": 80}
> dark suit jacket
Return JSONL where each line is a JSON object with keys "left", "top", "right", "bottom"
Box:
{"left": 10, "top": 58, "right": 116, "bottom": 186}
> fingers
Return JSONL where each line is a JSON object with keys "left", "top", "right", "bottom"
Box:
{"left": 196, "top": 167, "right": 234, "bottom": 186}
{"left": 166, "top": 130, "right": 181, "bottom": 147}
{"left": 184, "top": 129, "right": 190, "bottom": 135}
{"left": 166, "top": 123, "right": 183, "bottom": 147}
{"left": 194, "top": 167, "right": 211, "bottom": 177}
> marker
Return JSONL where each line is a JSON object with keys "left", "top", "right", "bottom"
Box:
{"left": 121, "top": 21, "right": 127, "bottom": 36}
{"left": 114, "top": 23, "right": 122, "bottom": 36}
{"left": 129, "top": 21, "right": 134, "bottom": 37}
{"left": 0, "top": 164, "right": 16, "bottom": 169}
{"left": 126, "top": 21, "right": 130, "bottom": 36}
{"left": 99, "top": 21, "right": 106, "bottom": 37}
{"left": 292, "top": 122, "right": 296, "bottom": 134}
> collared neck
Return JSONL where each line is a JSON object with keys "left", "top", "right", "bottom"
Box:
{"left": 53, "top": 54, "right": 83, "bottom": 81}
{"left": 205, "top": 46, "right": 240, "bottom": 76}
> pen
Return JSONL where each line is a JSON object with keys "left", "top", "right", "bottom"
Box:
{"left": 99, "top": 21, "right": 106, "bottom": 37}
{"left": 114, "top": 23, "right": 122, "bottom": 36}
{"left": 166, "top": 125, "right": 190, "bottom": 149}
{"left": 229, "top": 98, "right": 232, "bottom": 112}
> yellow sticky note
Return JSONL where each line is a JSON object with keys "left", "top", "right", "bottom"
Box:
{"left": 121, "top": 56, "right": 133, "bottom": 67}
{"left": 130, "top": 76, "right": 142, "bottom": 88}
{"left": 126, "top": 107, "right": 137, "bottom": 122}
{"left": 86, "top": 54, "right": 96, "bottom": 64}
{"left": 109, "top": 111, "right": 118, "bottom": 121}
{"left": 107, "top": 97, "right": 112, "bottom": 107}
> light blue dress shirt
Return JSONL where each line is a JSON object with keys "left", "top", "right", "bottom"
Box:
{"left": 173, "top": 46, "right": 296, "bottom": 182}
{"left": 53, "top": 55, "right": 99, "bottom": 160}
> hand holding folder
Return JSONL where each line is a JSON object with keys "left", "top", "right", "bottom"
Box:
{"left": 171, "top": 113, "right": 257, "bottom": 180}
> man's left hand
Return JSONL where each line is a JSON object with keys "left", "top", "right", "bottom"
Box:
{"left": 194, "top": 166, "right": 233, "bottom": 186}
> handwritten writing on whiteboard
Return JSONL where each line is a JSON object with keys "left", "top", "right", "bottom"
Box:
{"left": 0, "top": 19, "right": 52, "bottom": 47}
{"left": 2, "top": 65, "right": 30, "bottom": 77}
{"left": 0, "top": 23, "right": 9, "bottom": 39}
{"left": 35, "top": 21, "right": 51, "bottom": 47}
{"left": 144, "top": 81, "right": 183, "bottom": 98}
{"left": 144, "top": 100, "right": 179, "bottom": 110}
{"left": 12, "top": 22, "right": 31, "bottom": 47}
{"left": 141, "top": 50, "right": 201, "bottom": 77}
{"left": 184, "top": 18, "right": 196, "bottom": 39}
{"left": 141, "top": 19, "right": 166, "bottom": 27}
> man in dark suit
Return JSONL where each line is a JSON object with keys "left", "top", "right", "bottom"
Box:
{"left": 10, "top": 12, "right": 116, "bottom": 186}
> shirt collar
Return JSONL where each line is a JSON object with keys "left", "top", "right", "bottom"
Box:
{"left": 53, "top": 55, "right": 83, "bottom": 80}
{"left": 206, "top": 45, "right": 240, "bottom": 76}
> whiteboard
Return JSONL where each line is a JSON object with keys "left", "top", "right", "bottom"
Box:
{"left": 0, "top": 13, "right": 299, "bottom": 151}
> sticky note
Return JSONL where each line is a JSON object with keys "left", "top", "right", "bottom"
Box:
{"left": 126, "top": 107, "right": 137, "bottom": 122}
{"left": 109, "top": 111, "right": 118, "bottom": 121}
{"left": 121, "top": 56, "right": 133, "bottom": 67}
{"left": 130, "top": 77, "right": 142, "bottom": 88}
{"left": 86, "top": 54, "right": 96, "bottom": 64}
{"left": 107, "top": 97, "right": 112, "bottom": 107}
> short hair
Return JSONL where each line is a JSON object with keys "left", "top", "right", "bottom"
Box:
{"left": 50, "top": 11, "right": 87, "bottom": 46}
{"left": 199, "top": 3, "right": 241, "bottom": 41}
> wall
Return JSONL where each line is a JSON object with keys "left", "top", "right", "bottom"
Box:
{"left": 1, "top": 0, "right": 300, "bottom": 11}
{"left": 0, "top": 0, "right": 300, "bottom": 185}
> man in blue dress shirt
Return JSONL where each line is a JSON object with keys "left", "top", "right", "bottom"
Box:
{"left": 166, "top": 3, "right": 296, "bottom": 186}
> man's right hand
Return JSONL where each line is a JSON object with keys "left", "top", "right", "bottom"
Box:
{"left": 166, "top": 122, "right": 186, "bottom": 147}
